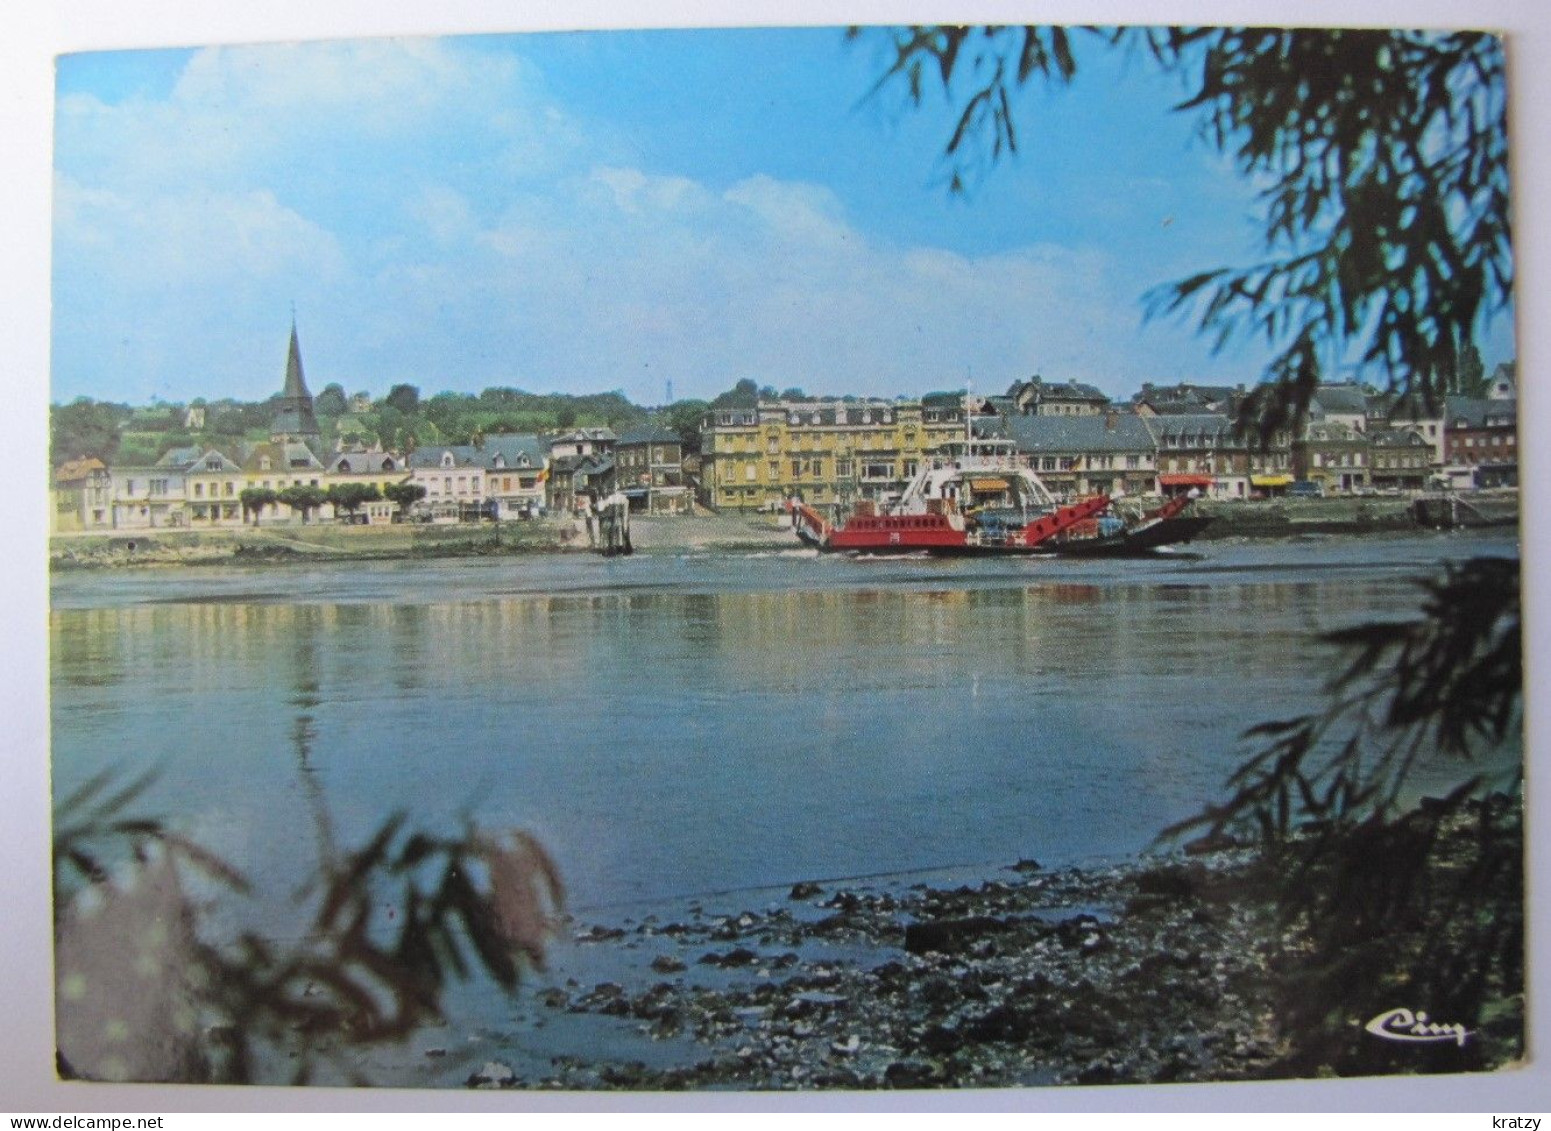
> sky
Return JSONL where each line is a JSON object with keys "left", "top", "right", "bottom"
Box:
{"left": 51, "top": 25, "right": 1519, "bottom": 407}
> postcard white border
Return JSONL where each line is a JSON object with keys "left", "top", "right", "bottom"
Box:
{"left": 5, "top": 0, "right": 1547, "bottom": 1114}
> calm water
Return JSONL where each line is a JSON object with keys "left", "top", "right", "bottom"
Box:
{"left": 50, "top": 531, "right": 1521, "bottom": 927}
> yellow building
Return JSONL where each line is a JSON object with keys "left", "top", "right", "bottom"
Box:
{"left": 700, "top": 398, "right": 970, "bottom": 513}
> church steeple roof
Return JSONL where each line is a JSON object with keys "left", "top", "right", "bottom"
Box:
{"left": 270, "top": 318, "right": 322, "bottom": 445}
{"left": 282, "top": 321, "right": 312, "bottom": 400}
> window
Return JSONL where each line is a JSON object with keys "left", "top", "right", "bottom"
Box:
{"left": 744, "top": 463, "right": 756, "bottom": 482}
{"left": 836, "top": 459, "right": 852, "bottom": 478}
{"left": 792, "top": 459, "right": 803, "bottom": 477}
{"left": 813, "top": 460, "right": 825, "bottom": 479}
{"left": 194, "top": 482, "right": 204, "bottom": 498}
{"left": 224, "top": 482, "right": 234, "bottom": 496}
{"left": 769, "top": 461, "right": 780, "bottom": 479}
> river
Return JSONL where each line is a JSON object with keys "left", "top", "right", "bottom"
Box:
{"left": 50, "top": 531, "right": 1520, "bottom": 922}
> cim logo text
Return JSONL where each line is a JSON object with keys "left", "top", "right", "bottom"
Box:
{"left": 1363, "top": 1007, "right": 1470, "bottom": 1047}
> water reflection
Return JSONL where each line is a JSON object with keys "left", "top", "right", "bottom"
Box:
{"left": 50, "top": 538, "right": 1521, "bottom": 917}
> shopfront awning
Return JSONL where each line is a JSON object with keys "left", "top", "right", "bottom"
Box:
{"left": 1250, "top": 474, "right": 1294, "bottom": 487}
{"left": 1158, "top": 474, "right": 1215, "bottom": 488}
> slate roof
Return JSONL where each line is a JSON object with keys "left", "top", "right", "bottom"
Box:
{"left": 326, "top": 449, "right": 403, "bottom": 474}
{"left": 410, "top": 435, "right": 548, "bottom": 473}
{"left": 1143, "top": 413, "right": 1240, "bottom": 445}
{"left": 550, "top": 427, "right": 617, "bottom": 445}
{"left": 245, "top": 440, "right": 324, "bottom": 472}
{"left": 1309, "top": 383, "right": 1371, "bottom": 417}
{"left": 157, "top": 445, "right": 203, "bottom": 468}
{"left": 1014, "top": 376, "right": 1110, "bottom": 405}
{"left": 409, "top": 446, "right": 482, "bottom": 471}
{"left": 550, "top": 452, "right": 615, "bottom": 477}
{"left": 481, "top": 433, "right": 547, "bottom": 470}
{"left": 1370, "top": 427, "right": 1433, "bottom": 448}
{"left": 1133, "top": 383, "right": 1242, "bottom": 413}
{"left": 616, "top": 424, "right": 683, "bottom": 447}
{"left": 1302, "top": 421, "right": 1365, "bottom": 444}
{"left": 1444, "top": 397, "right": 1518, "bottom": 429}
{"left": 994, "top": 411, "right": 1156, "bottom": 453}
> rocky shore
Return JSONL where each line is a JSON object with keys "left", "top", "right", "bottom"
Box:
{"left": 454, "top": 799, "right": 1521, "bottom": 1092}
{"left": 468, "top": 848, "right": 1296, "bottom": 1091}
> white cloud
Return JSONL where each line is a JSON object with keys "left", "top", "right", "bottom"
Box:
{"left": 51, "top": 39, "right": 1178, "bottom": 403}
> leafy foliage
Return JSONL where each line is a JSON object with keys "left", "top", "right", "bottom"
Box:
{"left": 859, "top": 27, "right": 1523, "bottom": 1074}
{"left": 853, "top": 26, "right": 1512, "bottom": 441}
{"left": 239, "top": 486, "right": 278, "bottom": 525}
{"left": 51, "top": 398, "right": 132, "bottom": 464}
{"left": 383, "top": 481, "right": 427, "bottom": 517}
{"left": 325, "top": 481, "right": 382, "bottom": 517}
{"left": 1162, "top": 557, "right": 1523, "bottom": 1074}
{"left": 53, "top": 769, "right": 564, "bottom": 1085}
{"left": 276, "top": 484, "right": 328, "bottom": 523}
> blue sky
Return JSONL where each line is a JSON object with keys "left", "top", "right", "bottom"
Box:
{"left": 51, "top": 26, "right": 1517, "bottom": 406}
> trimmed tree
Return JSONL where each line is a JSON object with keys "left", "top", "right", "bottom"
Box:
{"left": 325, "top": 482, "right": 382, "bottom": 521}
{"left": 276, "top": 484, "right": 328, "bottom": 524}
{"left": 383, "top": 481, "right": 427, "bottom": 521}
{"left": 238, "top": 486, "right": 279, "bottom": 526}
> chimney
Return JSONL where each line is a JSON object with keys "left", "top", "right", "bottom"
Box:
{"left": 1105, "top": 411, "right": 1117, "bottom": 431}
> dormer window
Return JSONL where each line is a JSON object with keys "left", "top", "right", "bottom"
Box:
{"left": 517, "top": 454, "right": 530, "bottom": 468}
{"left": 338, "top": 459, "right": 352, "bottom": 474}
{"left": 441, "top": 452, "right": 455, "bottom": 469}
{"left": 382, "top": 458, "right": 395, "bottom": 471}
{"left": 260, "top": 457, "right": 272, "bottom": 471}
{"left": 493, "top": 454, "right": 506, "bottom": 469}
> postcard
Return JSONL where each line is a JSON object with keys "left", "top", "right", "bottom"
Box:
{"left": 38, "top": 12, "right": 1532, "bottom": 1103}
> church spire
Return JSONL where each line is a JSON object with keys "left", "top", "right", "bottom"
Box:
{"left": 270, "top": 316, "right": 321, "bottom": 445}
{"left": 282, "top": 318, "right": 312, "bottom": 401}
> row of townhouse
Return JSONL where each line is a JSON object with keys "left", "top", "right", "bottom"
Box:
{"left": 52, "top": 427, "right": 699, "bottom": 533}
{"left": 54, "top": 434, "right": 548, "bottom": 532}
{"left": 52, "top": 322, "right": 698, "bottom": 532}
{"left": 695, "top": 378, "right": 1519, "bottom": 512}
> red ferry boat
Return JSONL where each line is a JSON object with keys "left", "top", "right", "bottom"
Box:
{"left": 789, "top": 440, "right": 1110, "bottom": 556}
{"left": 789, "top": 439, "right": 1210, "bottom": 557}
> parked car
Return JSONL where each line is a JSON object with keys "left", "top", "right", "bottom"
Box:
{"left": 1287, "top": 480, "right": 1324, "bottom": 498}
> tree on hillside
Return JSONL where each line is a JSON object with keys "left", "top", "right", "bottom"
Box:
{"left": 664, "top": 399, "right": 711, "bottom": 450}
{"left": 860, "top": 24, "right": 1521, "bottom": 1075}
{"left": 315, "top": 383, "right": 349, "bottom": 416}
{"left": 51, "top": 397, "right": 131, "bottom": 464}
{"left": 384, "top": 383, "right": 421, "bottom": 415}
{"left": 709, "top": 379, "right": 760, "bottom": 409}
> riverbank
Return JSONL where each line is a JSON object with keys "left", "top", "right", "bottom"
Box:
{"left": 459, "top": 805, "right": 1521, "bottom": 1091}
{"left": 45, "top": 494, "right": 1520, "bottom": 570}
